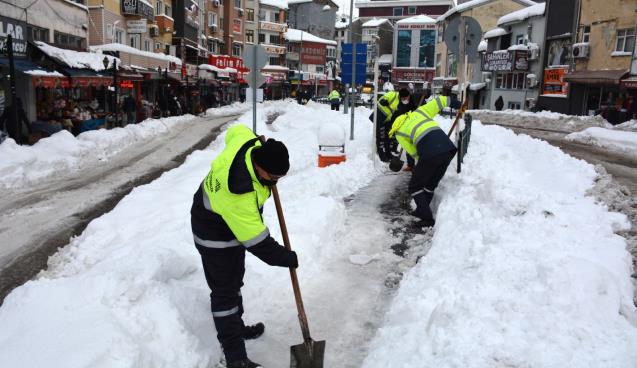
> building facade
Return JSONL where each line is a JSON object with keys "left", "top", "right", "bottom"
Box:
{"left": 563, "top": 0, "right": 636, "bottom": 122}
{"left": 361, "top": 18, "right": 393, "bottom": 81}
{"left": 479, "top": 2, "right": 546, "bottom": 110}
{"left": 392, "top": 15, "right": 436, "bottom": 89}
{"left": 288, "top": 0, "right": 338, "bottom": 40}
{"left": 356, "top": 0, "right": 452, "bottom": 22}
{"left": 259, "top": 0, "right": 288, "bottom": 67}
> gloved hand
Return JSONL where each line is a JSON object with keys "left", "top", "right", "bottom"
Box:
{"left": 289, "top": 250, "right": 299, "bottom": 269}
{"left": 379, "top": 98, "right": 389, "bottom": 107}
{"left": 389, "top": 155, "right": 404, "bottom": 172}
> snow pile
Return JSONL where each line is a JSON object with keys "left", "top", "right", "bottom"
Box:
{"left": 364, "top": 119, "right": 637, "bottom": 367}
{"left": 498, "top": 2, "right": 546, "bottom": 26}
{"left": 0, "top": 111, "right": 239, "bottom": 190}
{"left": 285, "top": 28, "right": 337, "bottom": 45}
{"left": 1, "top": 100, "right": 636, "bottom": 367}
{"left": 566, "top": 127, "right": 637, "bottom": 154}
{"left": 469, "top": 109, "right": 612, "bottom": 133}
{"left": 0, "top": 100, "right": 377, "bottom": 367}
{"left": 615, "top": 119, "right": 637, "bottom": 132}
{"left": 205, "top": 102, "right": 251, "bottom": 117}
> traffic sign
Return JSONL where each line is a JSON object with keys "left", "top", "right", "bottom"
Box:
{"left": 341, "top": 43, "right": 367, "bottom": 85}
{"left": 444, "top": 16, "right": 482, "bottom": 62}
{"left": 245, "top": 45, "right": 268, "bottom": 89}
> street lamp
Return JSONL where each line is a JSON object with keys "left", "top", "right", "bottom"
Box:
{"left": 104, "top": 56, "right": 119, "bottom": 128}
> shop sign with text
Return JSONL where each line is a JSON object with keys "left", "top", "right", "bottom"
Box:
{"left": 481, "top": 50, "right": 528, "bottom": 72}
{"left": 121, "top": 0, "right": 154, "bottom": 20}
{"left": 542, "top": 67, "right": 568, "bottom": 96}
{"left": 301, "top": 42, "right": 326, "bottom": 65}
{"left": 397, "top": 23, "right": 436, "bottom": 30}
{"left": 392, "top": 68, "right": 435, "bottom": 83}
{"left": 259, "top": 21, "right": 287, "bottom": 33}
{"left": 208, "top": 55, "right": 248, "bottom": 73}
{"left": 0, "top": 15, "right": 28, "bottom": 58}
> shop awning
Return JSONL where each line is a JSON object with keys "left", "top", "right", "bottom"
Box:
{"left": 63, "top": 68, "right": 113, "bottom": 87}
{"left": 117, "top": 70, "right": 144, "bottom": 80}
{"left": 564, "top": 69, "right": 629, "bottom": 85}
{"left": 0, "top": 57, "right": 57, "bottom": 75}
{"left": 620, "top": 77, "right": 637, "bottom": 89}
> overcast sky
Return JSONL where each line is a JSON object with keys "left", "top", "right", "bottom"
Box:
{"left": 332, "top": 0, "right": 358, "bottom": 18}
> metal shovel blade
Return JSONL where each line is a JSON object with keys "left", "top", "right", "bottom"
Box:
{"left": 290, "top": 340, "right": 326, "bottom": 368}
{"left": 389, "top": 155, "right": 404, "bottom": 172}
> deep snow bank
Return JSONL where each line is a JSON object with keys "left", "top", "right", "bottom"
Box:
{"left": 363, "top": 119, "right": 637, "bottom": 367}
{"left": 469, "top": 109, "right": 612, "bottom": 132}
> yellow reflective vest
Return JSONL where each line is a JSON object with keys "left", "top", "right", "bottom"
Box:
{"left": 202, "top": 125, "right": 271, "bottom": 246}
{"left": 328, "top": 90, "right": 341, "bottom": 100}
{"left": 378, "top": 91, "right": 400, "bottom": 122}
{"left": 389, "top": 96, "right": 448, "bottom": 159}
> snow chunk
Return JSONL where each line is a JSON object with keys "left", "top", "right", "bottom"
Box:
{"left": 566, "top": 127, "right": 637, "bottom": 153}
{"left": 484, "top": 27, "right": 508, "bottom": 39}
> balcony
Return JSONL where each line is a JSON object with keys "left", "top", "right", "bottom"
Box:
{"left": 156, "top": 14, "right": 174, "bottom": 33}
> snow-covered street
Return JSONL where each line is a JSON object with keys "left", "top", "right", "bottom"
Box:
{"left": 0, "top": 101, "right": 636, "bottom": 367}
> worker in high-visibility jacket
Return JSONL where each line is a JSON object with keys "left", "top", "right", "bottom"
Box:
{"left": 388, "top": 91, "right": 458, "bottom": 227}
{"left": 371, "top": 88, "right": 410, "bottom": 162}
{"left": 191, "top": 124, "right": 298, "bottom": 368}
{"left": 328, "top": 88, "right": 341, "bottom": 111}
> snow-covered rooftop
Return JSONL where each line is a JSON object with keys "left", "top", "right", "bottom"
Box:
{"left": 378, "top": 54, "right": 393, "bottom": 64}
{"left": 438, "top": 0, "right": 537, "bottom": 22}
{"left": 478, "top": 39, "right": 488, "bottom": 52}
{"left": 35, "top": 41, "right": 120, "bottom": 71}
{"left": 362, "top": 18, "right": 389, "bottom": 27}
{"left": 285, "top": 28, "right": 337, "bottom": 45}
{"left": 90, "top": 43, "right": 182, "bottom": 65}
{"left": 484, "top": 27, "right": 509, "bottom": 39}
{"left": 396, "top": 14, "right": 437, "bottom": 25}
{"left": 198, "top": 64, "right": 237, "bottom": 73}
{"left": 497, "top": 2, "right": 545, "bottom": 26}
{"left": 335, "top": 17, "right": 350, "bottom": 29}
{"left": 259, "top": 0, "right": 288, "bottom": 9}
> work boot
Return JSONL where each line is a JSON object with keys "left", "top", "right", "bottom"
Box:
{"left": 412, "top": 191, "right": 434, "bottom": 222}
{"left": 227, "top": 359, "right": 262, "bottom": 368}
{"left": 243, "top": 322, "right": 265, "bottom": 340}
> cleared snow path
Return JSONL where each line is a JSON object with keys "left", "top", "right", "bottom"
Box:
{"left": 0, "top": 114, "right": 239, "bottom": 303}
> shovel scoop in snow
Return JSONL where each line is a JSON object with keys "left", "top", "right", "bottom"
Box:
{"left": 290, "top": 338, "right": 326, "bottom": 368}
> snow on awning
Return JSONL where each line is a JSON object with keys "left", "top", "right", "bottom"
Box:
{"left": 484, "top": 27, "right": 508, "bottom": 39}
{"left": 90, "top": 43, "right": 182, "bottom": 65}
{"left": 362, "top": 18, "right": 389, "bottom": 28}
{"left": 199, "top": 64, "right": 237, "bottom": 73}
{"left": 285, "top": 28, "right": 337, "bottom": 45}
{"left": 396, "top": 14, "right": 436, "bottom": 25}
{"left": 478, "top": 40, "right": 487, "bottom": 52}
{"left": 35, "top": 41, "right": 119, "bottom": 71}
{"left": 497, "top": 3, "right": 546, "bottom": 26}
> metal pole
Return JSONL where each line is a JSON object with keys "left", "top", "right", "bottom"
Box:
{"left": 252, "top": 46, "right": 257, "bottom": 133}
{"left": 456, "top": 17, "right": 466, "bottom": 144}
{"left": 345, "top": 1, "right": 354, "bottom": 115}
{"left": 6, "top": 35, "right": 20, "bottom": 144}
{"left": 350, "top": 41, "right": 356, "bottom": 140}
{"left": 113, "top": 61, "right": 119, "bottom": 128}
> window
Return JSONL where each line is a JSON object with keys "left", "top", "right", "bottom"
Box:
{"left": 274, "top": 12, "right": 280, "bottom": 22}
{"left": 220, "top": 17, "right": 224, "bottom": 29}
{"left": 581, "top": 25, "right": 590, "bottom": 43}
{"left": 155, "top": 42, "right": 162, "bottom": 50}
{"left": 208, "top": 41, "right": 217, "bottom": 53}
{"left": 419, "top": 29, "right": 435, "bottom": 68}
{"left": 53, "top": 31, "right": 85, "bottom": 50}
{"left": 155, "top": 0, "right": 162, "bottom": 15}
{"left": 269, "top": 56, "right": 280, "bottom": 66}
{"left": 393, "top": 7, "right": 403, "bottom": 16}
{"left": 615, "top": 28, "right": 635, "bottom": 53}
{"left": 258, "top": 33, "right": 265, "bottom": 43}
{"left": 115, "top": 29, "right": 124, "bottom": 44}
{"left": 246, "top": 30, "right": 254, "bottom": 43}
{"left": 246, "top": 8, "right": 254, "bottom": 21}
{"left": 495, "top": 72, "right": 527, "bottom": 90}
{"left": 232, "top": 43, "right": 241, "bottom": 57}
{"left": 269, "top": 34, "right": 279, "bottom": 44}
{"left": 164, "top": 5, "right": 171, "bottom": 17}
{"left": 235, "top": 0, "right": 241, "bottom": 7}
{"left": 129, "top": 34, "right": 140, "bottom": 49}
{"left": 516, "top": 35, "right": 524, "bottom": 45}
{"left": 208, "top": 12, "right": 217, "bottom": 26}
{"left": 27, "top": 25, "right": 49, "bottom": 42}
{"left": 508, "top": 101, "right": 521, "bottom": 109}
{"left": 500, "top": 33, "right": 511, "bottom": 49}
{"left": 144, "top": 39, "right": 151, "bottom": 51}
{"left": 408, "top": 6, "right": 416, "bottom": 15}
{"left": 396, "top": 30, "right": 411, "bottom": 67}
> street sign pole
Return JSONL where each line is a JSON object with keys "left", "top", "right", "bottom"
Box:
{"left": 6, "top": 35, "right": 19, "bottom": 144}
{"left": 252, "top": 46, "right": 257, "bottom": 133}
{"left": 350, "top": 42, "right": 356, "bottom": 140}
{"left": 245, "top": 45, "right": 268, "bottom": 134}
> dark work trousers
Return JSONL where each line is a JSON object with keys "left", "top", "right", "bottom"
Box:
{"left": 330, "top": 100, "right": 340, "bottom": 111}
{"left": 372, "top": 109, "right": 395, "bottom": 162}
{"left": 409, "top": 149, "right": 457, "bottom": 221}
{"left": 196, "top": 244, "right": 248, "bottom": 362}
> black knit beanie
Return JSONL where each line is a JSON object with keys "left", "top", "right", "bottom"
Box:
{"left": 253, "top": 138, "right": 290, "bottom": 176}
{"left": 399, "top": 88, "right": 410, "bottom": 98}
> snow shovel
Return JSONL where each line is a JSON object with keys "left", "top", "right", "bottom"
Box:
{"left": 389, "top": 149, "right": 404, "bottom": 172}
{"left": 270, "top": 184, "right": 326, "bottom": 368}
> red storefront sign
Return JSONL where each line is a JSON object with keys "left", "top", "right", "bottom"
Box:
{"left": 543, "top": 67, "right": 568, "bottom": 96}
{"left": 391, "top": 68, "right": 435, "bottom": 83}
{"left": 301, "top": 42, "right": 326, "bottom": 65}
{"left": 32, "top": 76, "right": 70, "bottom": 88}
{"left": 208, "top": 55, "right": 249, "bottom": 73}
{"left": 31, "top": 76, "right": 113, "bottom": 88}
{"left": 120, "top": 80, "right": 134, "bottom": 88}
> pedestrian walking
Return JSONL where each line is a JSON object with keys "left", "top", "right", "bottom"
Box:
{"left": 388, "top": 87, "right": 460, "bottom": 227}
{"left": 123, "top": 94, "right": 136, "bottom": 125}
{"left": 190, "top": 124, "right": 298, "bottom": 368}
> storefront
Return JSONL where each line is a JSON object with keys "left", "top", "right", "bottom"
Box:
{"left": 481, "top": 50, "right": 531, "bottom": 110}
{"left": 564, "top": 69, "right": 630, "bottom": 124}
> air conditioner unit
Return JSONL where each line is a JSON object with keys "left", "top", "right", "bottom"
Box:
{"left": 213, "top": 0, "right": 220, "bottom": 7}
{"left": 481, "top": 71, "right": 491, "bottom": 83}
{"left": 526, "top": 73, "right": 538, "bottom": 88}
{"left": 209, "top": 24, "right": 218, "bottom": 32}
{"left": 238, "top": 8, "right": 244, "bottom": 16}
{"left": 528, "top": 47, "right": 539, "bottom": 60}
{"left": 572, "top": 43, "right": 589, "bottom": 59}
{"left": 149, "top": 26, "right": 159, "bottom": 37}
